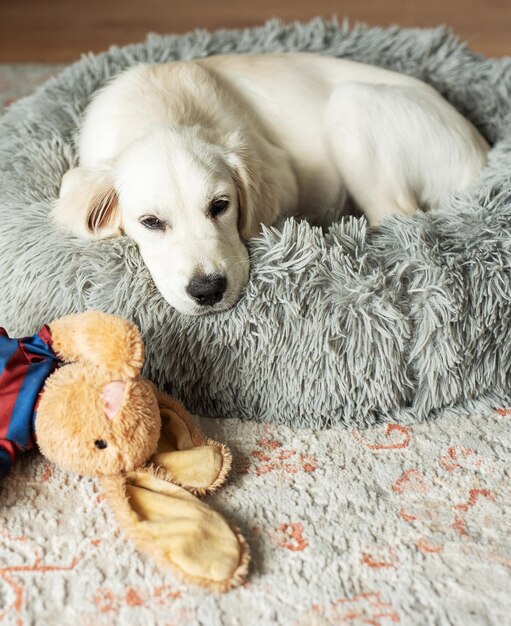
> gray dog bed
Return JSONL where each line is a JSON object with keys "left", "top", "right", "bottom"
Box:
{"left": 1, "top": 19, "right": 511, "bottom": 429}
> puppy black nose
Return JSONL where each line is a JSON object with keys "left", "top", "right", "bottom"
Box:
{"left": 186, "top": 274, "right": 227, "bottom": 306}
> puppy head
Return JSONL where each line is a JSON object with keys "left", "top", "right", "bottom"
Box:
{"left": 52, "top": 126, "right": 279, "bottom": 315}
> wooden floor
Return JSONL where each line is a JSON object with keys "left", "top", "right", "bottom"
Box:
{"left": 1, "top": 0, "right": 510, "bottom": 62}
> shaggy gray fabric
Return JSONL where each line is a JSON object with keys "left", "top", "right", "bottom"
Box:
{"left": 1, "top": 19, "right": 511, "bottom": 428}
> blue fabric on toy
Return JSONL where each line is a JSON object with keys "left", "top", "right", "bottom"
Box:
{"left": 0, "top": 326, "right": 60, "bottom": 479}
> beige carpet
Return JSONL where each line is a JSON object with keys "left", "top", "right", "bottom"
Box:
{"left": 1, "top": 66, "right": 510, "bottom": 626}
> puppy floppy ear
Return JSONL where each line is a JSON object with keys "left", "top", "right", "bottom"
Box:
{"left": 225, "top": 134, "right": 280, "bottom": 240}
{"left": 51, "top": 165, "right": 121, "bottom": 239}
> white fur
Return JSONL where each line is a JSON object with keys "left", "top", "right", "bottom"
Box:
{"left": 52, "top": 53, "right": 489, "bottom": 315}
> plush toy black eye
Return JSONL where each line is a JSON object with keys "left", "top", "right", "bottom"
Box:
{"left": 209, "top": 198, "right": 229, "bottom": 218}
{"left": 94, "top": 439, "right": 108, "bottom": 450}
{"left": 140, "top": 216, "right": 166, "bottom": 230}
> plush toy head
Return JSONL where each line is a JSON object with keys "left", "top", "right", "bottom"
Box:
{"left": 34, "top": 311, "right": 161, "bottom": 476}
{"left": 36, "top": 364, "right": 160, "bottom": 476}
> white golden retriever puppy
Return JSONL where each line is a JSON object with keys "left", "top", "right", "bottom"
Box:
{"left": 53, "top": 53, "right": 489, "bottom": 315}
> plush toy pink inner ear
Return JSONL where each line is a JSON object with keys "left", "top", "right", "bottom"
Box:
{"left": 101, "top": 381, "right": 126, "bottom": 420}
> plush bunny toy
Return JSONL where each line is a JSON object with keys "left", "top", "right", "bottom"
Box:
{"left": 0, "top": 311, "right": 249, "bottom": 592}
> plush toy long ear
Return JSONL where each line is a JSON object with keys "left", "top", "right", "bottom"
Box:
{"left": 49, "top": 311, "right": 144, "bottom": 378}
{"left": 51, "top": 165, "right": 121, "bottom": 240}
{"left": 101, "top": 469, "right": 249, "bottom": 592}
{"left": 150, "top": 391, "right": 232, "bottom": 495}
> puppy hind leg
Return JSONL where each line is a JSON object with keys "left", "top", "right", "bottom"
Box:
{"left": 323, "top": 80, "right": 487, "bottom": 226}
{"left": 324, "top": 81, "right": 423, "bottom": 226}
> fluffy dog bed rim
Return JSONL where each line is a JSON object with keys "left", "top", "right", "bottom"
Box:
{"left": 1, "top": 19, "right": 511, "bottom": 428}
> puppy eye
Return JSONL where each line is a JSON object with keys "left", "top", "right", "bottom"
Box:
{"left": 140, "top": 215, "right": 166, "bottom": 230}
{"left": 209, "top": 198, "right": 229, "bottom": 218}
{"left": 94, "top": 439, "right": 108, "bottom": 450}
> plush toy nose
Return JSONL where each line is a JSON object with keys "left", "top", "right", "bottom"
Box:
{"left": 101, "top": 380, "right": 126, "bottom": 420}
